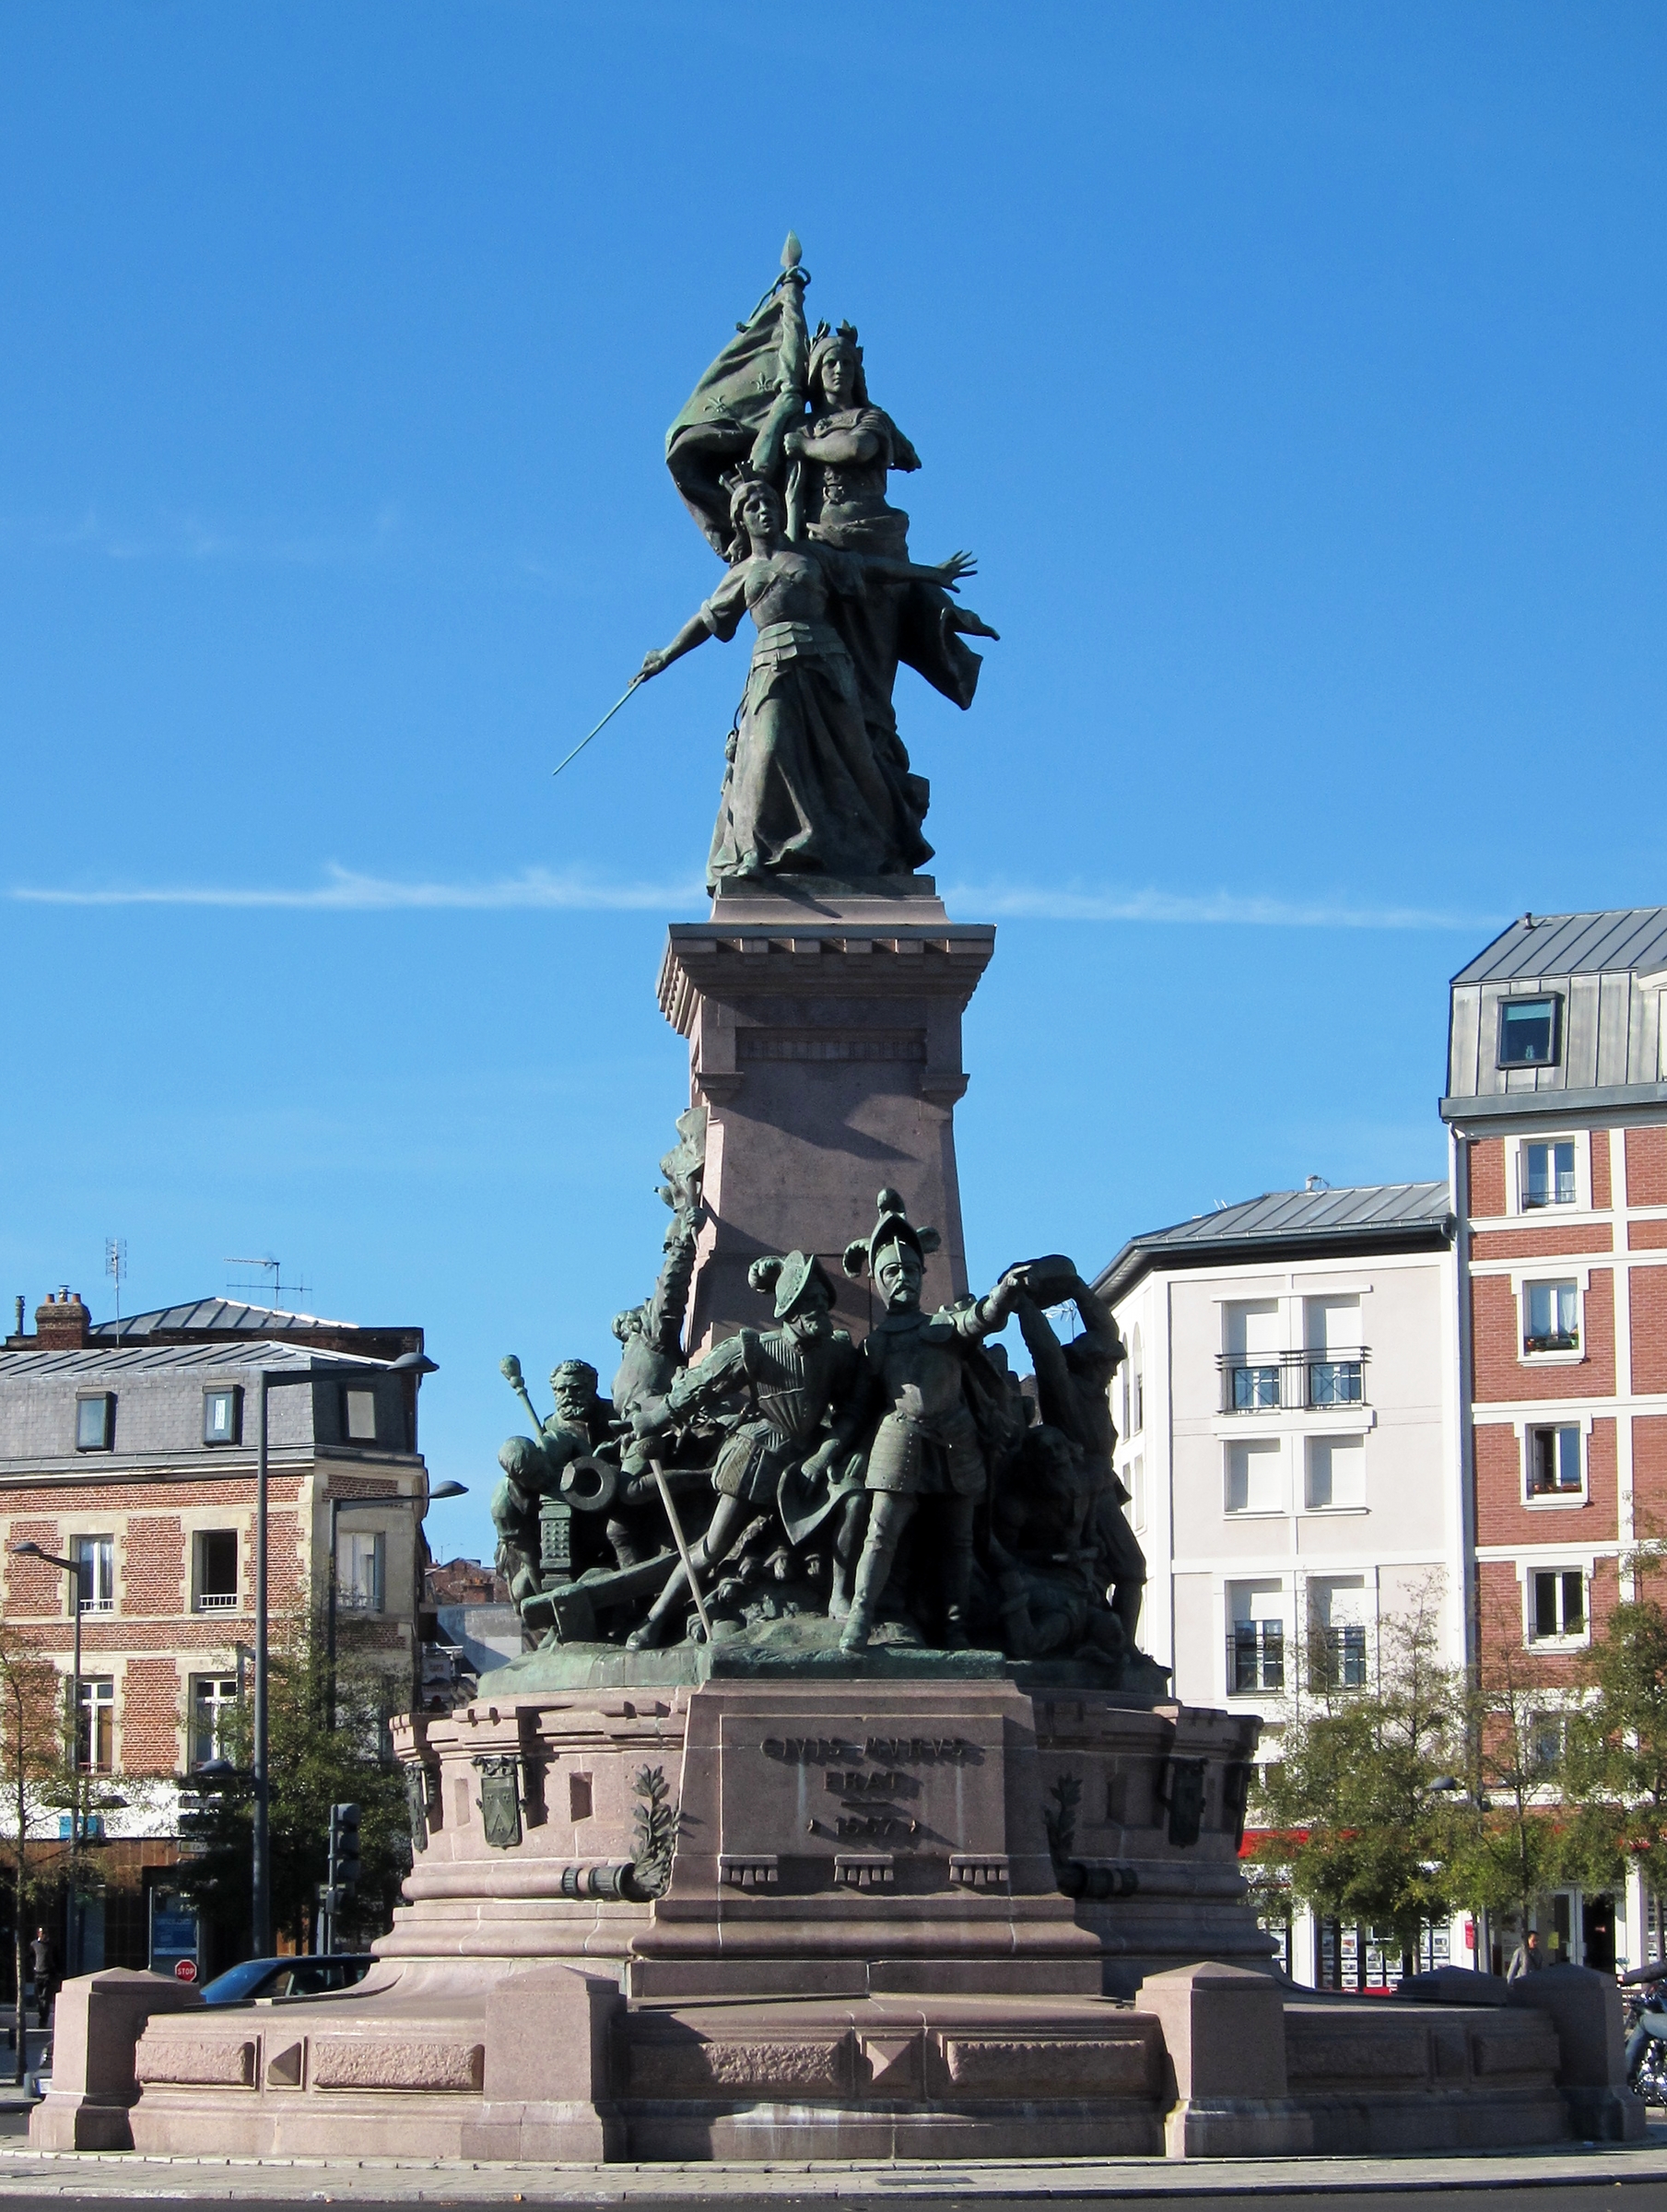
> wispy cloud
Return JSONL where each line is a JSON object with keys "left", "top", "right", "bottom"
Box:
{"left": 0, "top": 505, "right": 405, "bottom": 568}
{"left": 8, "top": 865, "right": 703, "bottom": 912}
{"left": 8, "top": 865, "right": 1488, "bottom": 930}
{"left": 942, "top": 883, "right": 1490, "bottom": 931}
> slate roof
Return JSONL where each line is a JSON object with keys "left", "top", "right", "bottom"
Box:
{"left": 1453, "top": 909, "right": 1667, "bottom": 985}
{"left": 1095, "top": 1181, "right": 1452, "bottom": 1302}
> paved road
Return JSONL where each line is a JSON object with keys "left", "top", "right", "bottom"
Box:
{"left": 1, "top": 2159, "right": 1667, "bottom": 2208}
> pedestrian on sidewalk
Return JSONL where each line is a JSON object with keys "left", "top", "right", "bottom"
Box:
{"left": 1505, "top": 1927, "right": 1543, "bottom": 1981}
{"left": 29, "top": 1929, "right": 56, "bottom": 2028}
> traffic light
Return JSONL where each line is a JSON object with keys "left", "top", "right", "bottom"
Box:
{"left": 328, "top": 1802, "right": 361, "bottom": 1894}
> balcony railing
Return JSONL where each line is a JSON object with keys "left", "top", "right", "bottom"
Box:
{"left": 1523, "top": 1174, "right": 1577, "bottom": 1209}
{"left": 1228, "top": 1621, "right": 1285, "bottom": 1692}
{"left": 195, "top": 1591, "right": 241, "bottom": 1612}
{"left": 1218, "top": 1349, "right": 1369, "bottom": 1413}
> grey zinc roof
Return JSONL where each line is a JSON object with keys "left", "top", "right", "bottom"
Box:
{"left": 1095, "top": 1181, "right": 1452, "bottom": 1302}
{"left": 88, "top": 1299, "right": 348, "bottom": 1339}
{"left": 0, "top": 1340, "right": 389, "bottom": 1379}
{"left": 1453, "top": 909, "right": 1667, "bottom": 985}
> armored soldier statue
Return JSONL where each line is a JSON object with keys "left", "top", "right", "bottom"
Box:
{"left": 627, "top": 1252, "right": 858, "bottom": 1648}
{"left": 491, "top": 1358, "right": 616, "bottom": 1601}
{"left": 834, "top": 1192, "right": 1028, "bottom": 1655}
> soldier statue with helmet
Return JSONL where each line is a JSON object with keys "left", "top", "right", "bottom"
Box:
{"left": 831, "top": 1191, "right": 1034, "bottom": 1655}
{"left": 625, "top": 1250, "right": 859, "bottom": 1649}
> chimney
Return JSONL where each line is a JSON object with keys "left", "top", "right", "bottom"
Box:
{"left": 35, "top": 1288, "right": 91, "bottom": 1351}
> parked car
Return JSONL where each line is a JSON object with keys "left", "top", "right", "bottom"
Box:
{"left": 198, "top": 1956, "right": 375, "bottom": 2006}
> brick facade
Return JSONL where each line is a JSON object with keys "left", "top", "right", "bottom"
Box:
{"left": 1471, "top": 1266, "right": 1615, "bottom": 1403}
{"left": 1630, "top": 1263, "right": 1667, "bottom": 1397}
{"left": 1470, "top": 1136, "right": 1507, "bottom": 1219}
{"left": 1628, "top": 1127, "right": 1667, "bottom": 1207}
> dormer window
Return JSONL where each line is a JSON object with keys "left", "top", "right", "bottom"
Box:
{"left": 1498, "top": 996, "right": 1560, "bottom": 1068}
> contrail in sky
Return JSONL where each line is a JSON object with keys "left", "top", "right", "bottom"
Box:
{"left": 6, "top": 865, "right": 1488, "bottom": 930}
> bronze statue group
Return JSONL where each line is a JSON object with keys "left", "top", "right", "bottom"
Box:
{"left": 493, "top": 1156, "right": 1148, "bottom": 1675}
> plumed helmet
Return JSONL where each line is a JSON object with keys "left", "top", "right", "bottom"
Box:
{"left": 748, "top": 1250, "right": 835, "bottom": 1321}
{"left": 842, "top": 1188, "right": 942, "bottom": 1280}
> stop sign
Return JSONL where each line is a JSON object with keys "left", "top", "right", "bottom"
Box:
{"left": 173, "top": 1959, "right": 197, "bottom": 1983}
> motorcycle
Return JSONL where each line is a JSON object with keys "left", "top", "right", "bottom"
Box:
{"left": 1621, "top": 1966, "right": 1667, "bottom": 2104}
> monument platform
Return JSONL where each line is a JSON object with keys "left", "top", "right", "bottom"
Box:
{"left": 41, "top": 1668, "right": 1640, "bottom": 2161}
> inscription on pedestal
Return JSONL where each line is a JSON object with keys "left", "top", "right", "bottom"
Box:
{"left": 719, "top": 1709, "right": 1002, "bottom": 1886}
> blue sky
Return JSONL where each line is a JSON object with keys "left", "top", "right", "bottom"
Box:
{"left": 3, "top": 3, "right": 1662, "bottom": 1568}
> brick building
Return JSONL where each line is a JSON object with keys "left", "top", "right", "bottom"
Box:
{"left": 0, "top": 1291, "right": 434, "bottom": 1971}
{"left": 1443, "top": 907, "right": 1667, "bottom": 1974}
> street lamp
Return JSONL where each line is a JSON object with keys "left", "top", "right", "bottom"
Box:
{"left": 9, "top": 1543, "right": 87, "bottom": 1978}
{"left": 249, "top": 1347, "right": 436, "bottom": 1958}
{"left": 326, "top": 1479, "right": 466, "bottom": 1729}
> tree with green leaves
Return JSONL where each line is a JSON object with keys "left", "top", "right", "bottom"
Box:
{"left": 1251, "top": 1583, "right": 1461, "bottom": 1977}
{"left": 177, "top": 1615, "right": 411, "bottom": 1962}
{"left": 1440, "top": 1587, "right": 1574, "bottom": 1956}
{"left": 0, "top": 1625, "right": 68, "bottom": 2081}
{"left": 1556, "top": 1539, "right": 1667, "bottom": 1914}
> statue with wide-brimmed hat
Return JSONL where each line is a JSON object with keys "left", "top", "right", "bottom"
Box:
{"left": 624, "top": 1249, "right": 860, "bottom": 1649}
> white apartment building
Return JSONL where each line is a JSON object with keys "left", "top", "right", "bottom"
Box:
{"left": 1094, "top": 1182, "right": 1463, "bottom": 1987}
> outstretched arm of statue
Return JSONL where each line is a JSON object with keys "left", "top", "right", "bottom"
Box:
{"left": 1069, "top": 1275, "right": 1122, "bottom": 1377}
{"left": 1014, "top": 1293, "right": 1073, "bottom": 1430}
{"left": 854, "top": 548, "right": 979, "bottom": 594}
{"left": 639, "top": 614, "right": 711, "bottom": 681}
{"left": 663, "top": 1329, "right": 752, "bottom": 1424}
{"left": 644, "top": 1206, "right": 700, "bottom": 1357}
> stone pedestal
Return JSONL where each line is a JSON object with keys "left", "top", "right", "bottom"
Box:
{"left": 657, "top": 877, "right": 994, "bottom": 1347}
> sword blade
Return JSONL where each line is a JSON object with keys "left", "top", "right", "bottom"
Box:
{"left": 552, "top": 676, "right": 643, "bottom": 780}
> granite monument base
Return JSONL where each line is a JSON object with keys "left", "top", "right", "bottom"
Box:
{"left": 75, "top": 1667, "right": 1632, "bottom": 2160}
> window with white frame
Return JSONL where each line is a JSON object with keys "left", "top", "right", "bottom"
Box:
{"left": 76, "top": 1677, "right": 114, "bottom": 1772}
{"left": 1521, "top": 1140, "right": 1577, "bottom": 1210}
{"left": 190, "top": 1675, "right": 241, "bottom": 1768}
{"left": 1529, "top": 1567, "right": 1586, "bottom": 1642}
{"left": 1528, "top": 1711, "right": 1567, "bottom": 1775}
{"left": 337, "top": 1530, "right": 384, "bottom": 1613}
{"left": 1225, "top": 1438, "right": 1283, "bottom": 1515}
{"left": 71, "top": 1535, "right": 114, "bottom": 1615}
{"left": 1227, "top": 1582, "right": 1285, "bottom": 1692}
{"left": 1525, "top": 1424, "right": 1583, "bottom": 1500}
{"left": 1522, "top": 1278, "right": 1579, "bottom": 1356}
{"left": 1308, "top": 1576, "right": 1370, "bottom": 1689}
{"left": 1128, "top": 1327, "right": 1144, "bottom": 1436}
{"left": 1126, "top": 1455, "right": 1145, "bottom": 1532}
{"left": 1224, "top": 1300, "right": 1282, "bottom": 1411}
{"left": 194, "top": 1530, "right": 240, "bottom": 1610}
{"left": 1306, "top": 1435, "right": 1366, "bottom": 1512}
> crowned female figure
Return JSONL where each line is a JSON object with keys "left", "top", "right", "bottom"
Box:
{"left": 638, "top": 475, "right": 974, "bottom": 886}
{"left": 781, "top": 324, "right": 999, "bottom": 794}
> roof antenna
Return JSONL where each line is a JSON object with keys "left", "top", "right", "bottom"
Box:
{"left": 1523, "top": 912, "right": 1534, "bottom": 928}
{"left": 1306, "top": 1173, "right": 1329, "bottom": 1192}
{"left": 105, "top": 1238, "right": 128, "bottom": 1347}
{"left": 224, "top": 1255, "right": 311, "bottom": 1310}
